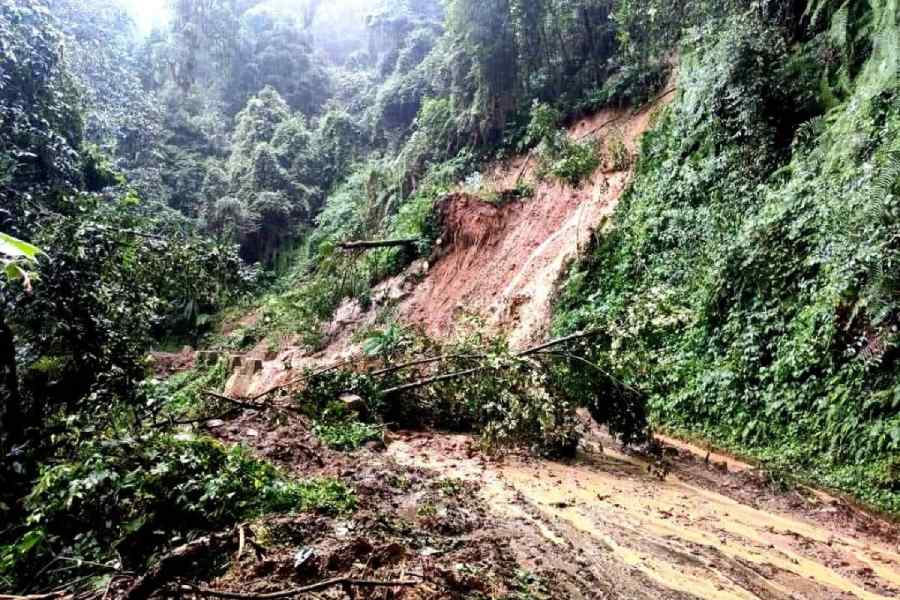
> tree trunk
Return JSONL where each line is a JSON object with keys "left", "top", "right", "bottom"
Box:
{"left": 0, "top": 307, "right": 23, "bottom": 451}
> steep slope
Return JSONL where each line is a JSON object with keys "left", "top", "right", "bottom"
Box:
{"left": 223, "top": 97, "right": 667, "bottom": 398}
{"left": 400, "top": 102, "right": 665, "bottom": 348}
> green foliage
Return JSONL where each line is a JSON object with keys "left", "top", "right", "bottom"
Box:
{"left": 296, "top": 325, "right": 647, "bottom": 457}
{"left": 555, "top": 7, "right": 900, "bottom": 513}
{"left": 1, "top": 433, "right": 355, "bottom": 588}
{"left": 314, "top": 420, "right": 382, "bottom": 451}
{"left": 145, "top": 358, "right": 231, "bottom": 419}
{"left": 0, "top": 233, "right": 42, "bottom": 286}
{"left": 526, "top": 102, "right": 600, "bottom": 186}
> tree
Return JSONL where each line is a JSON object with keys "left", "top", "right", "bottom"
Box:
{"left": 0, "top": 233, "right": 41, "bottom": 452}
{"left": 225, "top": 10, "right": 331, "bottom": 115}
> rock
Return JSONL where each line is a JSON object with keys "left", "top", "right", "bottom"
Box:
{"left": 339, "top": 393, "right": 368, "bottom": 416}
{"left": 243, "top": 359, "right": 263, "bottom": 374}
{"left": 205, "top": 419, "right": 225, "bottom": 428}
{"left": 293, "top": 547, "right": 315, "bottom": 569}
{"left": 364, "top": 439, "right": 386, "bottom": 452}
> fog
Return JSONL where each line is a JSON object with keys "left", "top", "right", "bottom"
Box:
{"left": 116, "top": 0, "right": 382, "bottom": 36}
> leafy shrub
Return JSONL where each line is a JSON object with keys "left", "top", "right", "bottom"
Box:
{"left": 144, "top": 357, "right": 231, "bottom": 419}
{"left": 526, "top": 103, "right": 600, "bottom": 187}
{"left": 554, "top": 9, "right": 900, "bottom": 513}
{"left": 314, "top": 420, "right": 382, "bottom": 451}
{"left": 542, "top": 139, "right": 602, "bottom": 187}
{"left": 296, "top": 327, "right": 647, "bottom": 457}
{"left": 1, "top": 434, "right": 355, "bottom": 588}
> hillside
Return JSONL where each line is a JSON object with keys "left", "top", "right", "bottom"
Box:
{"left": 2, "top": 1, "right": 900, "bottom": 599}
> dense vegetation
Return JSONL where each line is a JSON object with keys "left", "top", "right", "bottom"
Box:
{"left": 1, "top": 0, "right": 898, "bottom": 595}
{"left": 556, "top": 0, "right": 900, "bottom": 511}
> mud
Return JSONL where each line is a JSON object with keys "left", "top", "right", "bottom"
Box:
{"left": 387, "top": 420, "right": 900, "bottom": 600}
{"left": 204, "top": 410, "right": 578, "bottom": 598}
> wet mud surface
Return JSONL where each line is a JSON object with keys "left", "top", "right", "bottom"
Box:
{"left": 202, "top": 409, "right": 899, "bottom": 599}
{"left": 388, "top": 420, "right": 900, "bottom": 600}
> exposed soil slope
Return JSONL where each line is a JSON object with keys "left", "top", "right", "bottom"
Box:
{"left": 400, "top": 104, "right": 660, "bottom": 348}
{"left": 223, "top": 99, "right": 666, "bottom": 398}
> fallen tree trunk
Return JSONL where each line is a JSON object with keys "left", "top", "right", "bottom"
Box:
{"left": 252, "top": 329, "right": 603, "bottom": 401}
{"left": 125, "top": 530, "right": 237, "bottom": 600}
{"left": 370, "top": 353, "right": 484, "bottom": 377}
{"left": 338, "top": 239, "right": 419, "bottom": 251}
{"left": 0, "top": 593, "right": 70, "bottom": 600}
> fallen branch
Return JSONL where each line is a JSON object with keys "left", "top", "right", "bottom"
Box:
{"left": 152, "top": 407, "right": 240, "bottom": 429}
{"left": 202, "top": 390, "right": 264, "bottom": 411}
{"left": 370, "top": 353, "right": 484, "bottom": 377}
{"left": 338, "top": 239, "right": 419, "bottom": 251}
{"left": 381, "top": 329, "right": 603, "bottom": 396}
{"left": 181, "top": 577, "right": 418, "bottom": 599}
{"left": 517, "top": 328, "right": 602, "bottom": 357}
{"left": 0, "top": 594, "right": 70, "bottom": 600}
{"left": 382, "top": 366, "right": 486, "bottom": 396}
{"left": 575, "top": 88, "right": 676, "bottom": 141}
{"left": 125, "top": 530, "right": 237, "bottom": 600}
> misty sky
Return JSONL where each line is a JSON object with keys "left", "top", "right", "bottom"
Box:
{"left": 117, "top": 0, "right": 170, "bottom": 34}
{"left": 116, "top": 0, "right": 380, "bottom": 36}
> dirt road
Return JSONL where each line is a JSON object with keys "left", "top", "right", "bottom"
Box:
{"left": 389, "top": 420, "right": 900, "bottom": 600}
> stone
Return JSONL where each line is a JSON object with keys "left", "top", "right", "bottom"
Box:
{"left": 339, "top": 393, "right": 367, "bottom": 416}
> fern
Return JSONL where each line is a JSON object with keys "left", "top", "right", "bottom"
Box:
{"left": 827, "top": 2, "right": 850, "bottom": 50}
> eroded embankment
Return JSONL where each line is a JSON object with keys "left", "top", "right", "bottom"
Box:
{"left": 213, "top": 92, "right": 900, "bottom": 599}
{"left": 389, "top": 417, "right": 900, "bottom": 600}
{"left": 400, "top": 104, "right": 660, "bottom": 348}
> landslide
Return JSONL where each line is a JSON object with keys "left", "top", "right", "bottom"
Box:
{"left": 399, "top": 103, "right": 658, "bottom": 348}
{"left": 222, "top": 97, "right": 668, "bottom": 400}
{"left": 207, "top": 90, "right": 900, "bottom": 599}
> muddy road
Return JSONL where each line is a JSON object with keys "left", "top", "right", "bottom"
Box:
{"left": 389, "top": 419, "right": 900, "bottom": 600}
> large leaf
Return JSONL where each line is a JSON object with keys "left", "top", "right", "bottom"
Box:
{"left": 0, "top": 232, "right": 42, "bottom": 260}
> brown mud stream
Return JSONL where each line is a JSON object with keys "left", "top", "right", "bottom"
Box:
{"left": 388, "top": 422, "right": 900, "bottom": 600}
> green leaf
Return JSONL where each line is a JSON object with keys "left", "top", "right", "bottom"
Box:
{"left": 4, "top": 262, "right": 26, "bottom": 281}
{"left": 0, "top": 232, "right": 42, "bottom": 260}
{"left": 890, "top": 425, "right": 900, "bottom": 445}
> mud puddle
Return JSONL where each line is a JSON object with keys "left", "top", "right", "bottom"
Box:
{"left": 388, "top": 424, "right": 900, "bottom": 600}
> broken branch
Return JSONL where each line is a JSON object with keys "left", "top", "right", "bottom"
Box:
{"left": 181, "top": 577, "right": 418, "bottom": 599}
{"left": 575, "top": 88, "right": 675, "bottom": 141}
{"left": 202, "top": 390, "right": 264, "bottom": 411}
{"left": 381, "top": 329, "right": 603, "bottom": 396}
{"left": 381, "top": 366, "right": 486, "bottom": 396}
{"left": 371, "top": 353, "right": 484, "bottom": 377}
{"left": 338, "top": 239, "right": 419, "bottom": 251}
{"left": 125, "top": 530, "right": 237, "bottom": 600}
{"left": 0, "top": 594, "right": 70, "bottom": 600}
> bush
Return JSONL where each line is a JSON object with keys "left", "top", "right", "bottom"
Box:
{"left": 0, "top": 434, "right": 355, "bottom": 589}
{"left": 526, "top": 102, "right": 600, "bottom": 187}
{"left": 314, "top": 420, "right": 382, "bottom": 451}
{"left": 295, "top": 328, "right": 647, "bottom": 457}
